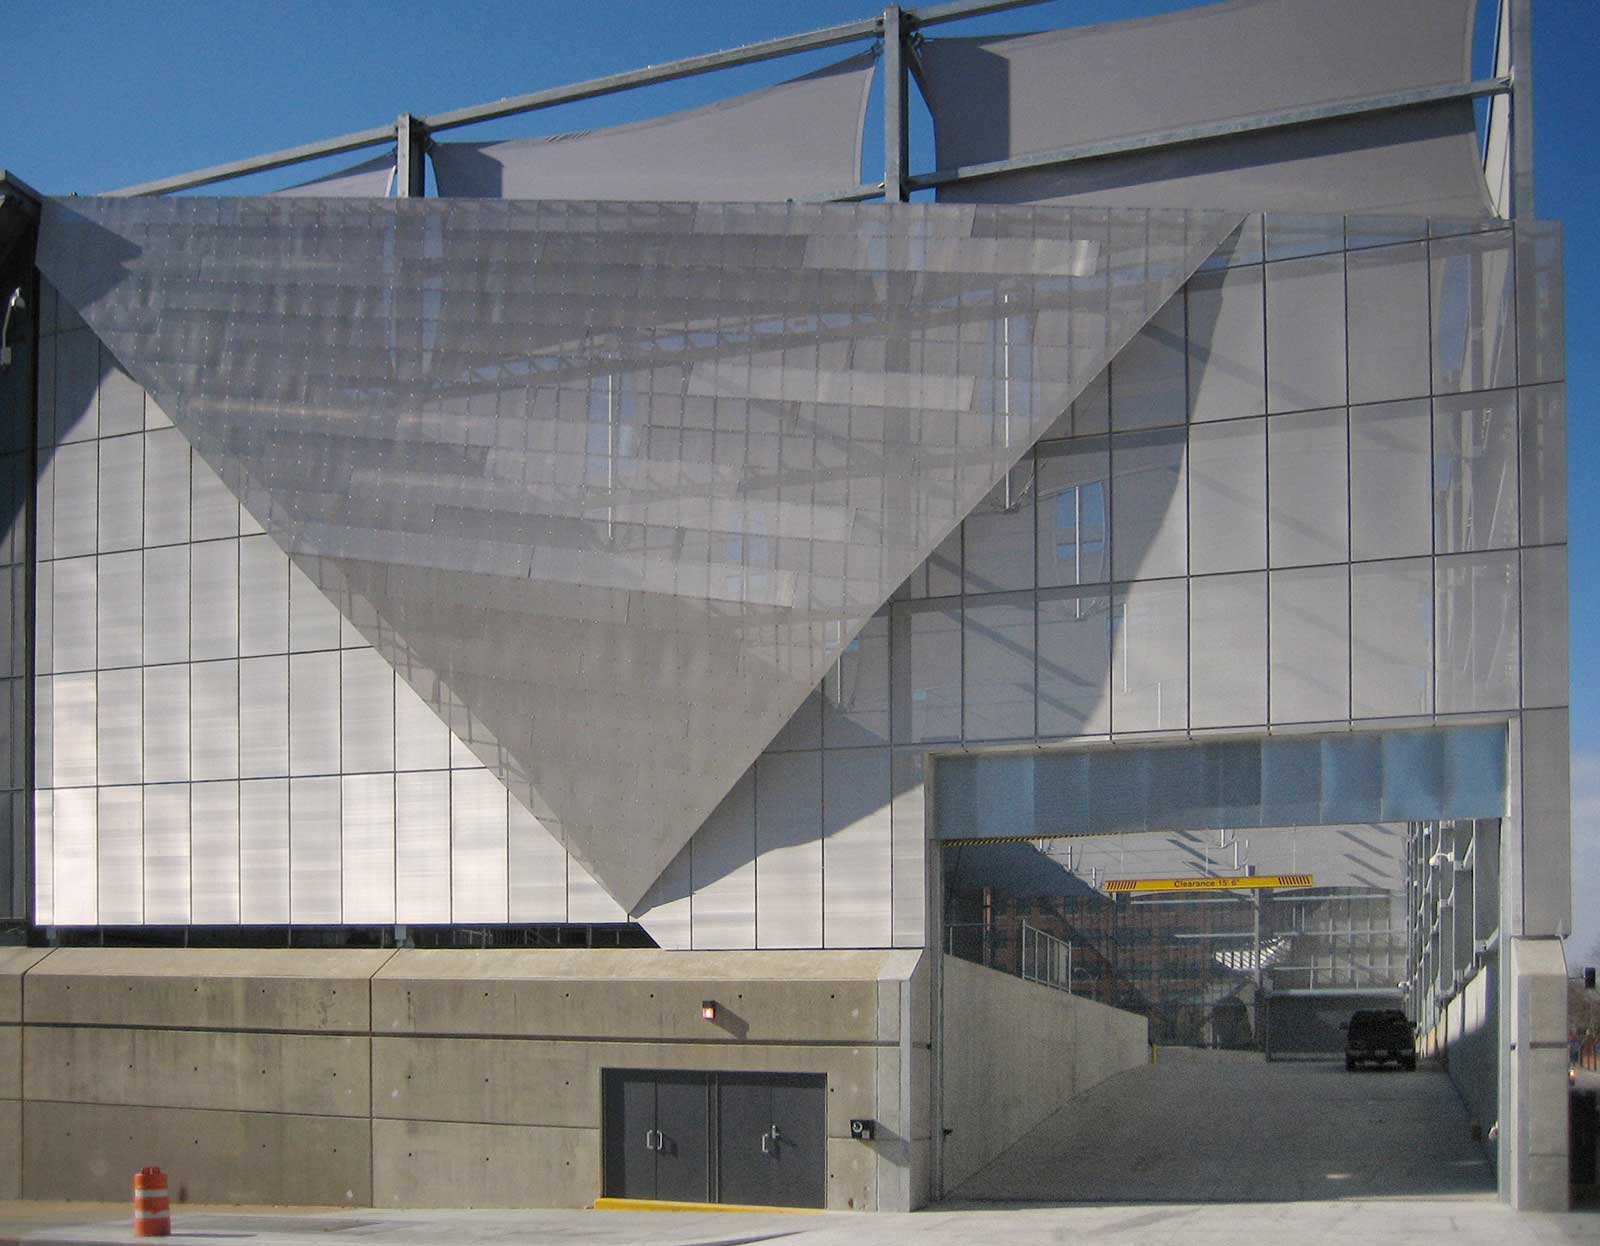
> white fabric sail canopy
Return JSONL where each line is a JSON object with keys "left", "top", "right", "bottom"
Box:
{"left": 920, "top": 0, "right": 1494, "bottom": 216}
{"left": 431, "top": 54, "right": 876, "bottom": 202}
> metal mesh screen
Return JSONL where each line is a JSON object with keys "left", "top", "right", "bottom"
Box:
{"left": 37, "top": 195, "right": 1240, "bottom": 909}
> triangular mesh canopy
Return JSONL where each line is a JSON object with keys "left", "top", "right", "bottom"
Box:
{"left": 38, "top": 196, "right": 1239, "bottom": 911}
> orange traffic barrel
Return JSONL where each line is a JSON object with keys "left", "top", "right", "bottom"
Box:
{"left": 133, "top": 1166, "right": 171, "bottom": 1237}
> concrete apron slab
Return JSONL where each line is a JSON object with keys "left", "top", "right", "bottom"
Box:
{"left": 953, "top": 1048, "right": 1496, "bottom": 1204}
{"left": 0, "top": 1201, "right": 1596, "bottom": 1246}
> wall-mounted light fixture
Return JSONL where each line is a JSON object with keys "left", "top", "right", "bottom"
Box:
{"left": 701, "top": 999, "right": 718, "bottom": 1022}
{"left": 0, "top": 289, "right": 25, "bottom": 371}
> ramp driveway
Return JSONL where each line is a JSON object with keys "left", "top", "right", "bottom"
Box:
{"left": 953, "top": 1047, "right": 1496, "bottom": 1203}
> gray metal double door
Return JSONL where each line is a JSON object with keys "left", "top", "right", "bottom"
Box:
{"left": 604, "top": 1070, "right": 709, "bottom": 1202}
{"left": 715, "top": 1072, "right": 827, "bottom": 1208}
{"left": 602, "top": 1069, "right": 826, "bottom": 1207}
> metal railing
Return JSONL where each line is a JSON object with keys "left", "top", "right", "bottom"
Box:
{"left": 945, "top": 918, "right": 1074, "bottom": 994}
{"left": 1020, "top": 920, "right": 1073, "bottom": 993}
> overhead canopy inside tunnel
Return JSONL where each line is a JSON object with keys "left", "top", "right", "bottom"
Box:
{"left": 933, "top": 724, "right": 1508, "bottom": 842}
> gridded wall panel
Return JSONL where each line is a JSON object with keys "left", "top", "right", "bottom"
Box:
{"left": 641, "top": 213, "right": 1567, "bottom": 948}
{"left": 31, "top": 308, "right": 608, "bottom": 931}
{"left": 29, "top": 210, "right": 1568, "bottom": 949}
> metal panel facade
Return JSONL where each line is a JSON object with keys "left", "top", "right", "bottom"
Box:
{"left": 22, "top": 193, "right": 1565, "bottom": 949}
{"left": 39, "top": 194, "right": 1239, "bottom": 911}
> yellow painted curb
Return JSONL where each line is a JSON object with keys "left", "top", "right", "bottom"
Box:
{"left": 593, "top": 1196, "right": 823, "bottom": 1215}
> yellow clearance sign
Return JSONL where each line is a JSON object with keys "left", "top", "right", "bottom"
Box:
{"left": 1105, "top": 874, "right": 1314, "bottom": 894}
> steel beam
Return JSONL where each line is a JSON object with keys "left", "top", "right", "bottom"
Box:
{"left": 882, "top": 6, "right": 908, "bottom": 202}
{"left": 909, "top": 76, "right": 1514, "bottom": 193}
{"left": 1510, "top": 0, "right": 1535, "bottom": 216}
{"left": 811, "top": 181, "right": 888, "bottom": 203}
{"left": 108, "top": 125, "right": 397, "bottom": 198}
{"left": 906, "top": 0, "right": 1053, "bottom": 26}
{"left": 397, "top": 114, "right": 428, "bottom": 198}
{"left": 421, "top": 17, "right": 882, "bottom": 133}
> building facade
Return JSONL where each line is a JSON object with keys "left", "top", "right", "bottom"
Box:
{"left": 0, "top": 0, "right": 1572, "bottom": 1215}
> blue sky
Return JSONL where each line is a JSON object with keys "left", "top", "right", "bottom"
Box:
{"left": 7, "top": 0, "right": 1597, "bottom": 953}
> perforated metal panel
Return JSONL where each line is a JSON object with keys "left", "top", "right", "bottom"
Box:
{"left": 191, "top": 660, "right": 240, "bottom": 782}
{"left": 238, "top": 535, "right": 289, "bottom": 657}
{"left": 239, "top": 777, "right": 290, "bottom": 923}
{"left": 142, "top": 664, "right": 189, "bottom": 784}
{"left": 754, "top": 751, "right": 822, "bottom": 948}
{"left": 450, "top": 768, "right": 507, "bottom": 923}
{"left": 289, "top": 776, "right": 340, "bottom": 923}
{"left": 96, "top": 434, "right": 143, "bottom": 554}
{"left": 191, "top": 781, "right": 241, "bottom": 924}
{"left": 51, "top": 557, "right": 95, "bottom": 673}
{"left": 288, "top": 651, "right": 339, "bottom": 777}
{"left": 143, "top": 784, "right": 190, "bottom": 923}
{"left": 341, "top": 773, "right": 395, "bottom": 923}
{"left": 96, "top": 550, "right": 143, "bottom": 669}
{"left": 821, "top": 748, "right": 892, "bottom": 947}
{"left": 96, "top": 667, "right": 143, "bottom": 785}
{"left": 95, "top": 785, "right": 143, "bottom": 924}
{"left": 340, "top": 648, "right": 395, "bottom": 775}
{"left": 238, "top": 656, "right": 288, "bottom": 778}
{"left": 688, "top": 767, "right": 755, "bottom": 949}
{"left": 39, "top": 194, "right": 1239, "bottom": 910}
{"left": 142, "top": 546, "right": 188, "bottom": 665}
{"left": 507, "top": 796, "right": 567, "bottom": 923}
{"left": 395, "top": 770, "right": 450, "bottom": 921}
{"left": 53, "top": 787, "right": 97, "bottom": 924}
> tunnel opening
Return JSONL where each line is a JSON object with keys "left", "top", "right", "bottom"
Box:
{"left": 931, "top": 733, "right": 1509, "bottom": 1205}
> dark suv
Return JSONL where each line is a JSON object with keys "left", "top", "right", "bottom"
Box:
{"left": 1345, "top": 1009, "right": 1417, "bottom": 1071}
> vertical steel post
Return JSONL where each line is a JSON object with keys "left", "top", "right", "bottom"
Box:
{"left": 397, "top": 113, "right": 428, "bottom": 198}
{"left": 1509, "top": 0, "right": 1534, "bottom": 216}
{"left": 882, "top": 6, "right": 908, "bottom": 201}
{"left": 1253, "top": 891, "right": 1264, "bottom": 1045}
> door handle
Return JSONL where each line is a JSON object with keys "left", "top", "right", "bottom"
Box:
{"left": 653, "top": 1129, "right": 664, "bottom": 1150}
{"left": 760, "top": 1129, "right": 770, "bottom": 1154}
{"left": 645, "top": 1129, "right": 656, "bottom": 1151}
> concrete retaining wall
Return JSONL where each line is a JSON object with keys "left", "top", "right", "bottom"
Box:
{"left": 939, "top": 955, "right": 1148, "bottom": 1192}
{"left": 1503, "top": 936, "right": 1570, "bottom": 1210}
{"left": 1421, "top": 955, "right": 1498, "bottom": 1145}
{"left": 0, "top": 948, "right": 50, "bottom": 1199}
{"left": 2, "top": 946, "right": 931, "bottom": 1212}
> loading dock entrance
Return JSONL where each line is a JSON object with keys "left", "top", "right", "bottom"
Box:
{"left": 929, "top": 725, "right": 1529, "bottom": 1205}
{"left": 601, "top": 1070, "right": 827, "bottom": 1208}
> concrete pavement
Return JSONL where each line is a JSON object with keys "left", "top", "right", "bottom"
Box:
{"left": 0, "top": 1198, "right": 1597, "bottom": 1246}
{"left": 956, "top": 1047, "right": 1497, "bottom": 1203}
{"left": 4, "top": 1049, "right": 1594, "bottom": 1245}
